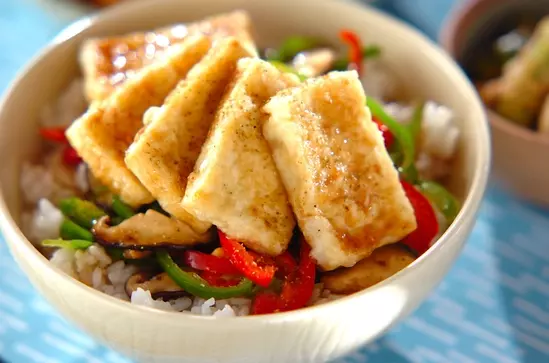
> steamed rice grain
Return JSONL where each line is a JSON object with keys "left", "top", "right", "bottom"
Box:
{"left": 421, "top": 102, "right": 460, "bottom": 160}
{"left": 131, "top": 288, "right": 174, "bottom": 311}
{"left": 75, "top": 163, "right": 89, "bottom": 193}
{"left": 383, "top": 100, "right": 459, "bottom": 180}
{"left": 20, "top": 164, "right": 55, "bottom": 205}
{"left": 40, "top": 79, "right": 87, "bottom": 128}
{"left": 24, "top": 198, "right": 63, "bottom": 244}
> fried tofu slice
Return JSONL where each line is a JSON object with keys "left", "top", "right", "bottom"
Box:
{"left": 80, "top": 10, "right": 257, "bottom": 102}
{"left": 67, "top": 35, "right": 212, "bottom": 207}
{"left": 125, "top": 38, "right": 252, "bottom": 233}
{"left": 321, "top": 244, "right": 416, "bottom": 294}
{"left": 182, "top": 59, "right": 299, "bottom": 255}
{"left": 263, "top": 71, "right": 417, "bottom": 270}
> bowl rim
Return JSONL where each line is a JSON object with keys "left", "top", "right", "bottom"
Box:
{"left": 439, "top": 0, "right": 549, "bottom": 146}
{"left": 0, "top": 0, "right": 490, "bottom": 324}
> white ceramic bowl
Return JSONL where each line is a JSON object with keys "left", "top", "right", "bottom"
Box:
{"left": 0, "top": 1, "right": 490, "bottom": 362}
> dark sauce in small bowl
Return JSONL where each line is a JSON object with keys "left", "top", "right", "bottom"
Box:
{"left": 455, "top": 0, "right": 549, "bottom": 131}
{"left": 460, "top": 9, "right": 544, "bottom": 82}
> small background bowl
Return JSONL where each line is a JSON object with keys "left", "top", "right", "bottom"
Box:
{"left": 0, "top": 0, "right": 489, "bottom": 362}
{"left": 441, "top": 0, "right": 549, "bottom": 207}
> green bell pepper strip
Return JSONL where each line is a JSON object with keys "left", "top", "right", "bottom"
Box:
{"left": 58, "top": 197, "right": 106, "bottom": 229}
{"left": 331, "top": 45, "right": 382, "bottom": 71}
{"left": 267, "top": 36, "right": 321, "bottom": 62}
{"left": 156, "top": 250, "right": 255, "bottom": 300}
{"left": 112, "top": 196, "right": 135, "bottom": 220}
{"left": 60, "top": 218, "right": 94, "bottom": 241}
{"left": 366, "top": 100, "right": 460, "bottom": 223}
{"left": 418, "top": 181, "right": 460, "bottom": 223}
{"left": 366, "top": 97, "right": 417, "bottom": 182}
{"left": 42, "top": 239, "right": 93, "bottom": 250}
{"left": 408, "top": 102, "right": 424, "bottom": 141}
{"left": 268, "top": 60, "right": 308, "bottom": 81}
{"left": 399, "top": 103, "right": 425, "bottom": 183}
{"left": 361, "top": 45, "right": 382, "bottom": 58}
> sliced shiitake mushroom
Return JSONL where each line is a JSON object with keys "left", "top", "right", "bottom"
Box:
{"left": 292, "top": 48, "right": 336, "bottom": 78}
{"left": 321, "top": 244, "right": 416, "bottom": 294}
{"left": 93, "top": 209, "right": 213, "bottom": 250}
{"left": 126, "top": 272, "right": 186, "bottom": 300}
{"left": 123, "top": 250, "right": 152, "bottom": 259}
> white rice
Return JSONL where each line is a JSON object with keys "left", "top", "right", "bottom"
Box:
{"left": 129, "top": 288, "right": 247, "bottom": 317}
{"left": 19, "top": 78, "right": 87, "bottom": 207}
{"left": 383, "top": 100, "right": 460, "bottom": 181}
{"left": 46, "top": 237, "right": 251, "bottom": 316}
{"left": 74, "top": 163, "right": 89, "bottom": 193}
{"left": 128, "top": 282, "right": 331, "bottom": 316}
{"left": 131, "top": 288, "right": 175, "bottom": 311}
{"left": 20, "top": 160, "right": 80, "bottom": 207}
{"left": 171, "top": 296, "right": 193, "bottom": 311}
{"left": 421, "top": 102, "right": 460, "bottom": 160}
{"left": 40, "top": 78, "right": 87, "bottom": 128}
{"left": 20, "top": 164, "right": 55, "bottom": 205}
{"left": 50, "top": 248, "right": 77, "bottom": 278}
{"left": 361, "top": 59, "right": 398, "bottom": 100}
{"left": 22, "top": 198, "right": 63, "bottom": 245}
{"left": 50, "top": 243, "right": 138, "bottom": 301}
{"left": 214, "top": 304, "right": 237, "bottom": 317}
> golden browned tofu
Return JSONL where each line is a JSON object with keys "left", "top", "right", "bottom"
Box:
{"left": 66, "top": 35, "right": 211, "bottom": 207}
{"left": 182, "top": 58, "right": 299, "bottom": 256}
{"left": 263, "top": 71, "right": 417, "bottom": 270}
{"left": 321, "top": 245, "right": 416, "bottom": 294}
{"left": 125, "top": 38, "right": 252, "bottom": 232}
{"left": 80, "top": 11, "right": 256, "bottom": 102}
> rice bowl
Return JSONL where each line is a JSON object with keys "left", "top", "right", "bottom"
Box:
{"left": 0, "top": 0, "right": 489, "bottom": 362}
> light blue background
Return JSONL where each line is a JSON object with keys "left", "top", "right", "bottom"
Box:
{"left": 1, "top": 1, "right": 549, "bottom": 362}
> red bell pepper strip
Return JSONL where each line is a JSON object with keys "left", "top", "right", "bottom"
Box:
{"left": 248, "top": 250, "right": 296, "bottom": 279}
{"left": 251, "top": 292, "right": 281, "bottom": 315}
{"left": 279, "top": 242, "right": 316, "bottom": 311}
{"left": 247, "top": 250, "right": 276, "bottom": 267}
{"left": 275, "top": 251, "right": 298, "bottom": 277}
{"left": 62, "top": 146, "right": 82, "bottom": 166}
{"left": 219, "top": 231, "right": 276, "bottom": 288}
{"left": 183, "top": 250, "right": 240, "bottom": 275}
{"left": 200, "top": 271, "right": 240, "bottom": 287}
{"left": 339, "top": 30, "right": 363, "bottom": 76}
{"left": 251, "top": 241, "right": 316, "bottom": 315}
{"left": 401, "top": 181, "right": 439, "bottom": 255}
{"left": 40, "top": 127, "right": 67, "bottom": 143}
{"left": 40, "top": 127, "right": 81, "bottom": 167}
{"left": 373, "top": 117, "right": 394, "bottom": 149}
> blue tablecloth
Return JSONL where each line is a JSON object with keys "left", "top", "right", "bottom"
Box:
{"left": 1, "top": 1, "right": 549, "bottom": 362}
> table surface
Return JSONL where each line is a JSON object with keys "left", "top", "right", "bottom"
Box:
{"left": 1, "top": 1, "right": 549, "bottom": 362}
